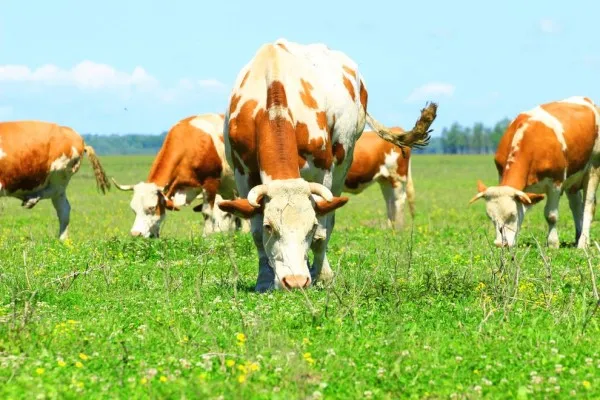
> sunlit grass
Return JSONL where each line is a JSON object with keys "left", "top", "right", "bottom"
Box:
{"left": 1, "top": 154, "right": 600, "bottom": 399}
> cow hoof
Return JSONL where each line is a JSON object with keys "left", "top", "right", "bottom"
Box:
{"left": 22, "top": 197, "right": 40, "bottom": 209}
{"left": 547, "top": 241, "right": 560, "bottom": 249}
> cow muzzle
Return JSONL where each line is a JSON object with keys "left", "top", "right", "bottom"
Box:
{"left": 281, "top": 275, "right": 311, "bottom": 290}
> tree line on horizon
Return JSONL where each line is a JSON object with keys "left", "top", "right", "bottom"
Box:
{"left": 81, "top": 117, "right": 513, "bottom": 156}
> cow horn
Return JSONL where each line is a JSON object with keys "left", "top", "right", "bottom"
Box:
{"left": 514, "top": 190, "right": 532, "bottom": 204}
{"left": 247, "top": 184, "right": 268, "bottom": 208}
{"left": 468, "top": 191, "right": 486, "bottom": 205}
{"left": 308, "top": 182, "right": 333, "bottom": 202}
{"left": 111, "top": 177, "right": 134, "bottom": 191}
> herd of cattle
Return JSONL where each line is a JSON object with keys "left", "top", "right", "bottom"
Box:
{"left": 1, "top": 39, "right": 599, "bottom": 291}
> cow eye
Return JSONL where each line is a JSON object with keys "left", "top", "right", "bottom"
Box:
{"left": 263, "top": 223, "right": 273, "bottom": 234}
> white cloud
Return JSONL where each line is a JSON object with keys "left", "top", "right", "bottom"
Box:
{"left": 0, "top": 61, "right": 159, "bottom": 90}
{"left": 159, "top": 78, "right": 228, "bottom": 104}
{"left": 539, "top": 19, "right": 559, "bottom": 34}
{"left": 198, "top": 78, "right": 227, "bottom": 89}
{"left": 405, "top": 82, "right": 455, "bottom": 103}
{"left": 0, "top": 61, "right": 229, "bottom": 104}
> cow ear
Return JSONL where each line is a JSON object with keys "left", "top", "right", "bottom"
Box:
{"left": 477, "top": 179, "right": 488, "bottom": 193}
{"left": 516, "top": 192, "right": 545, "bottom": 205}
{"left": 218, "top": 199, "right": 262, "bottom": 218}
{"left": 314, "top": 196, "right": 349, "bottom": 216}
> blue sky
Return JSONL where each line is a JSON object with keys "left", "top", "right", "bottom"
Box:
{"left": 1, "top": 0, "right": 598, "bottom": 136}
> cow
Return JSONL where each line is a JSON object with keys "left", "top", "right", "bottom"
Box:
{"left": 112, "top": 113, "right": 249, "bottom": 238}
{"left": 469, "top": 96, "right": 600, "bottom": 249}
{"left": 217, "top": 38, "right": 437, "bottom": 291}
{"left": 0, "top": 120, "right": 110, "bottom": 240}
{"left": 344, "top": 127, "right": 415, "bottom": 229}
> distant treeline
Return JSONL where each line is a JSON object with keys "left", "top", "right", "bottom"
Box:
{"left": 82, "top": 118, "right": 512, "bottom": 156}
{"left": 82, "top": 132, "right": 168, "bottom": 155}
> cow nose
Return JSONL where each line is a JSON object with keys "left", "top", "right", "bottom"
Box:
{"left": 282, "top": 275, "right": 311, "bottom": 290}
{"left": 130, "top": 231, "right": 142, "bottom": 237}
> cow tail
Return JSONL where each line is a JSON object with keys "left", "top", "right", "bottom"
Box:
{"left": 84, "top": 145, "right": 111, "bottom": 194}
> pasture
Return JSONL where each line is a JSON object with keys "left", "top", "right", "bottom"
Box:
{"left": 1, "top": 154, "right": 600, "bottom": 399}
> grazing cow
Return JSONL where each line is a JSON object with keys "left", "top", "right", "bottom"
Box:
{"left": 469, "top": 96, "right": 600, "bottom": 249}
{"left": 218, "top": 38, "right": 436, "bottom": 291}
{"left": 0, "top": 120, "right": 110, "bottom": 240}
{"left": 112, "top": 113, "right": 248, "bottom": 238}
{"left": 344, "top": 127, "right": 415, "bottom": 229}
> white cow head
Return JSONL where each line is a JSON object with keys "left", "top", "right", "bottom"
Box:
{"left": 469, "top": 180, "right": 544, "bottom": 247}
{"left": 112, "top": 178, "right": 179, "bottom": 238}
{"left": 218, "top": 178, "right": 348, "bottom": 290}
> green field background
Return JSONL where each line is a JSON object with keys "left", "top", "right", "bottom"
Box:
{"left": 1, "top": 154, "right": 599, "bottom": 399}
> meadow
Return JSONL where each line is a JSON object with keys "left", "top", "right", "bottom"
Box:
{"left": 1, "top": 154, "right": 600, "bottom": 399}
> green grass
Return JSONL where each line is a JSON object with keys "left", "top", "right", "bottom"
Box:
{"left": 1, "top": 154, "right": 600, "bottom": 399}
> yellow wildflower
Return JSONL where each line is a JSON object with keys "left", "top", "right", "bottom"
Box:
{"left": 583, "top": 381, "right": 592, "bottom": 390}
{"left": 238, "top": 374, "right": 247, "bottom": 383}
{"left": 303, "top": 352, "right": 315, "bottom": 365}
{"left": 75, "top": 361, "right": 83, "bottom": 368}
{"left": 237, "top": 364, "right": 248, "bottom": 374}
{"left": 198, "top": 373, "right": 207, "bottom": 382}
{"left": 248, "top": 362, "right": 260, "bottom": 372}
{"left": 226, "top": 359, "right": 236, "bottom": 367}
{"left": 79, "top": 353, "right": 89, "bottom": 361}
{"left": 159, "top": 375, "right": 168, "bottom": 383}
{"left": 35, "top": 367, "right": 45, "bottom": 375}
{"left": 236, "top": 332, "right": 246, "bottom": 343}
{"left": 140, "top": 377, "right": 148, "bottom": 385}
{"left": 57, "top": 359, "right": 66, "bottom": 367}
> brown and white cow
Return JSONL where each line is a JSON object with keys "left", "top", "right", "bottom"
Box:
{"left": 218, "top": 38, "right": 436, "bottom": 291}
{"left": 344, "top": 127, "right": 415, "bottom": 229}
{"left": 470, "top": 96, "right": 600, "bottom": 249}
{"left": 0, "top": 120, "right": 110, "bottom": 240}
{"left": 112, "top": 113, "right": 248, "bottom": 238}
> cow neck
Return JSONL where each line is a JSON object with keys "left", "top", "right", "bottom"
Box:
{"left": 146, "top": 149, "right": 178, "bottom": 189}
{"left": 257, "top": 81, "right": 301, "bottom": 180}
{"left": 499, "top": 158, "right": 530, "bottom": 191}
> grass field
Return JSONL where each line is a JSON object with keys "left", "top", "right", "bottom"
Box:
{"left": 2, "top": 154, "right": 600, "bottom": 399}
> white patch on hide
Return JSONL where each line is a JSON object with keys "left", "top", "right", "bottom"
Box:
{"left": 527, "top": 106, "right": 567, "bottom": 151}
{"left": 505, "top": 122, "right": 530, "bottom": 170}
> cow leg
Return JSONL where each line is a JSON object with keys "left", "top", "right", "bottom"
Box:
{"left": 236, "top": 217, "right": 251, "bottom": 233}
{"left": 378, "top": 179, "right": 406, "bottom": 230}
{"left": 578, "top": 165, "right": 600, "bottom": 249}
{"left": 201, "top": 184, "right": 218, "bottom": 237}
{"left": 310, "top": 213, "right": 335, "bottom": 285}
{"left": 567, "top": 190, "right": 583, "bottom": 244}
{"left": 544, "top": 187, "right": 561, "bottom": 248}
{"left": 22, "top": 195, "right": 42, "bottom": 209}
{"left": 52, "top": 192, "right": 71, "bottom": 241}
{"left": 251, "top": 214, "right": 275, "bottom": 292}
